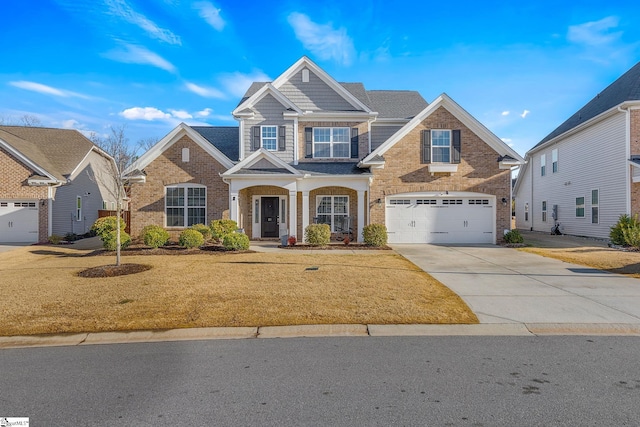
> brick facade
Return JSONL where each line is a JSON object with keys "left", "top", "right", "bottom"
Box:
{"left": 629, "top": 109, "right": 640, "bottom": 216}
{"left": 128, "top": 135, "right": 229, "bottom": 238}
{"left": 0, "top": 146, "right": 49, "bottom": 242}
{"left": 369, "top": 106, "right": 512, "bottom": 239}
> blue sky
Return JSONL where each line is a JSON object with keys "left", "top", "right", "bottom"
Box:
{"left": 2, "top": 0, "right": 640, "bottom": 157}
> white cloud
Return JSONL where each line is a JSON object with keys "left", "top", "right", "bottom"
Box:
{"left": 169, "top": 109, "right": 193, "bottom": 119}
{"left": 501, "top": 111, "right": 510, "bottom": 116}
{"left": 287, "top": 12, "right": 356, "bottom": 66}
{"left": 105, "top": 0, "right": 181, "bottom": 45}
{"left": 218, "top": 71, "right": 270, "bottom": 98}
{"left": 120, "top": 107, "right": 172, "bottom": 121}
{"left": 520, "top": 110, "right": 530, "bottom": 119}
{"left": 61, "top": 119, "right": 81, "bottom": 129}
{"left": 103, "top": 44, "right": 176, "bottom": 73}
{"left": 193, "top": 1, "right": 225, "bottom": 31}
{"left": 195, "top": 108, "right": 212, "bottom": 117}
{"left": 9, "top": 81, "right": 90, "bottom": 99}
{"left": 501, "top": 137, "right": 514, "bottom": 147}
{"left": 568, "top": 16, "right": 622, "bottom": 46}
{"left": 185, "top": 82, "right": 226, "bottom": 98}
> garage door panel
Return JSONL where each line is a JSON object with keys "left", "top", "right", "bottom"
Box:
{"left": 0, "top": 201, "right": 39, "bottom": 243}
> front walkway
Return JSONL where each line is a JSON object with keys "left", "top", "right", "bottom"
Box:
{"left": 393, "top": 244, "right": 640, "bottom": 329}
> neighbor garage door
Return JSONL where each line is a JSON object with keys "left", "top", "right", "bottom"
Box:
{"left": 0, "top": 200, "right": 39, "bottom": 243}
{"left": 386, "top": 195, "right": 495, "bottom": 244}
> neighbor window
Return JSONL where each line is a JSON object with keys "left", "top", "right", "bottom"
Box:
{"left": 552, "top": 149, "right": 558, "bottom": 173}
{"left": 431, "top": 130, "right": 451, "bottom": 163}
{"left": 525, "top": 203, "right": 529, "bottom": 221}
{"left": 76, "top": 196, "right": 82, "bottom": 221}
{"left": 316, "top": 195, "right": 349, "bottom": 232}
{"left": 591, "top": 189, "right": 599, "bottom": 224}
{"left": 540, "top": 154, "right": 546, "bottom": 176}
{"left": 261, "top": 126, "right": 277, "bottom": 151}
{"left": 166, "top": 185, "right": 206, "bottom": 227}
{"left": 542, "top": 201, "right": 547, "bottom": 222}
{"left": 313, "top": 127, "right": 350, "bottom": 158}
{"left": 576, "top": 196, "right": 585, "bottom": 218}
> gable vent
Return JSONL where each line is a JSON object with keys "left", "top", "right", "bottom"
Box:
{"left": 302, "top": 69, "right": 310, "bottom": 83}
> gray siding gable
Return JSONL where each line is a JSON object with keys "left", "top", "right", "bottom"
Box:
{"left": 244, "top": 94, "right": 294, "bottom": 163}
{"left": 278, "top": 69, "right": 359, "bottom": 112}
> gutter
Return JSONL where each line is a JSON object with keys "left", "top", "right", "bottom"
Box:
{"left": 619, "top": 105, "right": 631, "bottom": 215}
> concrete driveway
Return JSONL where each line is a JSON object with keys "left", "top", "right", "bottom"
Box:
{"left": 0, "top": 243, "right": 31, "bottom": 253}
{"left": 393, "top": 244, "right": 640, "bottom": 328}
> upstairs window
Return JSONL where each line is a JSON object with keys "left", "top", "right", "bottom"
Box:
{"left": 313, "top": 127, "right": 350, "bottom": 158}
{"left": 540, "top": 154, "right": 546, "bottom": 176}
{"left": 431, "top": 130, "right": 451, "bottom": 163}
{"left": 261, "top": 126, "right": 277, "bottom": 151}
{"left": 552, "top": 149, "right": 558, "bottom": 173}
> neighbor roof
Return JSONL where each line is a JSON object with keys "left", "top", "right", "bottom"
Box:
{"left": 191, "top": 126, "right": 239, "bottom": 161}
{"left": 0, "top": 125, "right": 98, "bottom": 181}
{"left": 535, "top": 61, "right": 640, "bottom": 147}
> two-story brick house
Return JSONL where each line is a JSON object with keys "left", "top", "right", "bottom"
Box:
{"left": 127, "top": 57, "right": 523, "bottom": 243}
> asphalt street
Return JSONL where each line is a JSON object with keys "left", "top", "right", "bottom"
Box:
{"left": 2, "top": 336, "right": 639, "bottom": 426}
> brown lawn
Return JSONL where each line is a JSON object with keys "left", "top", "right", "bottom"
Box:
{"left": 0, "top": 246, "right": 477, "bottom": 336}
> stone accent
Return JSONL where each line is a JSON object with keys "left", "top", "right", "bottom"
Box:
{"left": 128, "top": 135, "right": 229, "bottom": 237}
{"left": 630, "top": 110, "right": 640, "bottom": 217}
{"left": 369, "top": 106, "right": 512, "bottom": 241}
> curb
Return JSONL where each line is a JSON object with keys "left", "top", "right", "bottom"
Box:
{"left": 2, "top": 323, "right": 640, "bottom": 349}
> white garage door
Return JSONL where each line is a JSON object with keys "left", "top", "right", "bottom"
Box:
{"left": 0, "top": 201, "right": 39, "bottom": 243}
{"left": 386, "top": 196, "right": 495, "bottom": 244}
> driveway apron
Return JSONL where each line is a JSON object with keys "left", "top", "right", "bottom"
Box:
{"left": 393, "top": 244, "right": 640, "bottom": 325}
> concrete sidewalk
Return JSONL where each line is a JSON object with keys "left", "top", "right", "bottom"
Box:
{"left": 393, "top": 244, "right": 640, "bottom": 326}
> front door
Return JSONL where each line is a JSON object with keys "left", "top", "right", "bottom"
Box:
{"left": 261, "top": 197, "right": 279, "bottom": 238}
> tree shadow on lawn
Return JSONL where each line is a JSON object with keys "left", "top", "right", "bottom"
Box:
{"left": 218, "top": 259, "right": 421, "bottom": 273}
{"left": 28, "top": 249, "right": 85, "bottom": 258}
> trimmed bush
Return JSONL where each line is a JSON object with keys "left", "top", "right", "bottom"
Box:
{"left": 222, "top": 233, "right": 250, "bottom": 250}
{"left": 102, "top": 230, "right": 131, "bottom": 251}
{"left": 91, "top": 216, "right": 125, "bottom": 237}
{"left": 210, "top": 219, "right": 238, "bottom": 241}
{"left": 48, "top": 234, "right": 63, "bottom": 245}
{"left": 622, "top": 223, "right": 640, "bottom": 248}
{"left": 503, "top": 229, "right": 524, "bottom": 244}
{"left": 140, "top": 225, "right": 170, "bottom": 248}
{"left": 363, "top": 223, "right": 388, "bottom": 247}
{"left": 191, "top": 223, "right": 211, "bottom": 240}
{"left": 179, "top": 228, "right": 204, "bottom": 248}
{"left": 610, "top": 214, "right": 639, "bottom": 245}
{"left": 64, "top": 232, "right": 80, "bottom": 242}
{"left": 305, "top": 223, "right": 331, "bottom": 246}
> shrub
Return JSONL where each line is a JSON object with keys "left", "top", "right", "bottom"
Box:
{"left": 91, "top": 216, "right": 125, "bottom": 237}
{"left": 222, "top": 233, "right": 250, "bottom": 250}
{"left": 191, "top": 223, "right": 211, "bottom": 240}
{"left": 140, "top": 225, "right": 170, "bottom": 248}
{"left": 363, "top": 223, "right": 388, "bottom": 247}
{"left": 210, "top": 219, "right": 238, "bottom": 241}
{"left": 64, "top": 232, "right": 79, "bottom": 242}
{"left": 610, "top": 214, "right": 639, "bottom": 245}
{"left": 179, "top": 228, "right": 204, "bottom": 248}
{"left": 503, "top": 229, "right": 524, "bottom": 244}
{"left": 622, "top": 223, "right": 640, "bottom": 248}
{"left": 305, "top": 223, "right": 331, "bottom": 246}
{"left": 102, "top": 230, "right": 131, "bottom": 251}
{"left": 48, "top": 234, "right": 63, "bottom": 245}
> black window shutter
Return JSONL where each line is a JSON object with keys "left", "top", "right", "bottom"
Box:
{"left": 252, "top": 126, "right": 260, "bottom": 151}
{"left": 452, "top": 129, "right": 461, "bottom": 164}
{"left": 421, "top": 130, "right": 431, "bottom": 163}
{"left": 305, "top": 127, "right": 313, "bottom": 158}
{"left": 278, "top": 126, "right": 286, "bottom": 151}
{"left": 350, "top": 127, "right": 359, "bottom": 158}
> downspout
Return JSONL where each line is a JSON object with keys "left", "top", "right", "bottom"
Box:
{"left": 236, "top": 118, "right": 244, "bottom": 161}
{"left": 530, "top": 156, "right": 534, "bottom": 231}
{"left": 47, "top": 182, "right": 63, "bottom": 238}
{"left": 368, "top": 116, "right": 377, "bottom": 154}
{"left": 618, "top": 105, "right": 631, "bottom": 215}
{"left": 293, "top": 117, "right": 299, "bottom": 165}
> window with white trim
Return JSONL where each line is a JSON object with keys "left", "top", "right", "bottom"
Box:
{"left": 166, "top": 185, "right": 206, "bottom": 227}
{"left": 261, "top": 126, "right": 277, "bottom": 151}
{"left": 76, "top": 196, "right": 82, "bottom": 221}
{"left": 525, "top": 203, "right": 529, "bottom": 221}
{"left": 313, "top": 127, "right": 350, "bottom": 158}
{"left": 542, "top": 201, "right": 547, "bottom": 222}
{"left": 576, "top": 196, "right": 585, "bottom": 218}
{"left": 591, "top": 189, "right": 599, "bottom": 224}
{"left": 316, "top": 195, "right": 349, "bottom": 232}
{"left": 552, "top": 149, "right": 558, "bottom": 173}
{"left": 540, "top": 154, "right": 546, "bottom": 176}
{"left": 431, "top": 130, "right": 451, "bottom": 163}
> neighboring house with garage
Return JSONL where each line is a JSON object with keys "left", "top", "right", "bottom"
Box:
{"left": 0, "top": 126, "right": 119, "bottom": 243}
{"left": 514, "top": 61, "right": 640, "bottom": 239}
{"left": 127, "top": 56, "right": 523, "bottom": 244}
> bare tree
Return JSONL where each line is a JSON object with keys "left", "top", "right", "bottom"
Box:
{"left": 91, "top": 125, "right": 138, "bottom": 267}
{"left": 0, "top": 114, "right": 43, "bottom": 127}
{"left": 138, "top": 136, "right": 160, "bottom": 152}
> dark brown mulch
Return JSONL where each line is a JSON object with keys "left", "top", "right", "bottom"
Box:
{"left": 282, "top": 244, "right": 391, "bottom": 250}
{"left": 77, "top": 263, "right": 153, "bottom": 278}
{"left": 87, "top": 243, "right": 253, "bottom": 256}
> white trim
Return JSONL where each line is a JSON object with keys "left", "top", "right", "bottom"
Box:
{"left": 260, "top": 125, "right": 278, "bottom": 151}
{"left": 0, "top": 138, "right": 59, "bottom": 182}
{"left": 232, "top": 83, "right": 303, "bottom": 116}
{"left": 312, "top": 126, "right": 351, "bottom": 159}
{"left": 360, "top": 93, "right": 524, "bottom": 166}
{"left": 222, "top": 148, "right": 302, "bottom": 177}
{"left": 591, "top": 188, "right": 600, "bottom": 224}
{"left": 164, "top": 184, "right": 207, "bottom": 228}
{"left": 315, "top": 194, "right": 350, "bottom": 233}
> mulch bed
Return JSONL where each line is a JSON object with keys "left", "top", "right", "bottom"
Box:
{"left": 77, "top": 263, "right": 153, "bottom": 278}
{"left": 282, "top": 244, "right": 391, "bottom": 250}
{"left": 87, "top": 242, "right": 252, "bottom": 256}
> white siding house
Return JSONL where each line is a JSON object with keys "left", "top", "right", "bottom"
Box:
{"left": 514, "top": 61, "right": 640, "bottom": 239}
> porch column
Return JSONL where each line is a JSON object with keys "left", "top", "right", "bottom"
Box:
{"left": 357, "top": 190, "right": 365, "bottom": 243}
{"left": 230, "top": 192, "right": 239, "bottom": 224}
{"left": 302, "top": 191, "right": 310, "bottom": 242}
{"left": 289, "top": 191, "right": 297, "bottom": 239}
